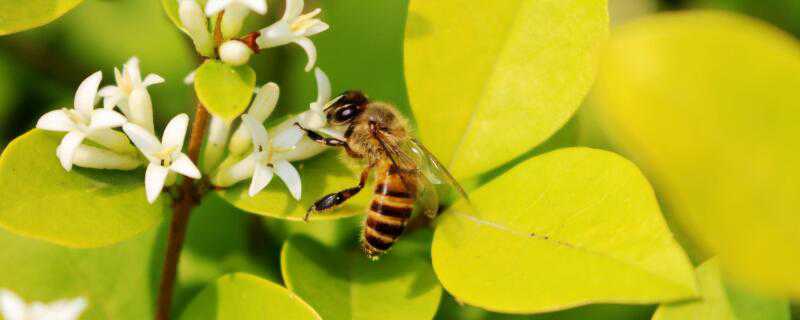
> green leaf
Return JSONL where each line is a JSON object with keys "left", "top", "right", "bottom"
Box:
{"left": 589, "top": 11, "right": 800, "bottom": 297}
{"left": 167, "top": 194, "right": 282, "bottom": 316}
{"left": 0, "top": 220, "right": 161, "bottom": 320}
{"left": 0, "top": 0, "right": 83, "bottom": 35}
{"left": 653, "top": 258, "right": 790, "bottom": 320}
{"left": 404, "top": 0, "right": 609, "bottom": 179}
{"left": 281, "top": 234, "right": 442, "bottom": 320}
{"left": 179, "top": 273, "right": 321, "bottom": 320}
{"left": 432, "top": 147, "right": 697, "bottom": 313}
{"left": 217, "top": 150, "right": 367, "bottom": 220}
{"left": 195, "top": 60, "right": 256, "bottom": 121}
{"left": 0, "top": 130, "right": 167, "bottom": 247}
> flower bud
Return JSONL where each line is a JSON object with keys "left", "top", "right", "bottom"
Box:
{"left": 219, "top": 40, "right": 253, "bottom": 66}
{"left": 229, "top": 83, "right": 279, "bottom": 155}
{"left": 221, "top": 4, "right": 249, "bottom": 38}
{"left": 128, "top": 88, "right": 155, "bottom": 134}
{"left": 202, "top": 116, "right": 232, "bottom": 173}
{"left": 180, "top": 0, "right": 215, "bottom": 57}
{"left": 72, "top": 145, "right": 141, "bottom": 170}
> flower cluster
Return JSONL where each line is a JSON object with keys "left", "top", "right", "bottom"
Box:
{"left": 0, "top": 289, "right": 87, "bottom": 320}
{"left": 208, "top": 67, "right": 343, "bottom": 199}
{"left": 179, "top": 0, "right": 328, "bottom": 70}
{"left": 36, "top": 58, "right": 201, "bottom": 204}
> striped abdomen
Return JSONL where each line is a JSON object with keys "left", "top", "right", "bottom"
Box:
{"left": 362, "top": 163, "right": 417, "bottom": 259}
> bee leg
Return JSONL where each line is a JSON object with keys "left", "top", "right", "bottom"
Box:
{"left": 294, "top": 123, "right": 348, "bottom": 147}
{"left": 304, "top": 164, "right": 374, "bottom": 221}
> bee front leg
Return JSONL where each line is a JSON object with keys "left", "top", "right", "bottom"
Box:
{"left": 304, "top": 163, "right": 374, "bottom": 221}
{"left": 294, "top": 123, "right": 348, "bottom": 147}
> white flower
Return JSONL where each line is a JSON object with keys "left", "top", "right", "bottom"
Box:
{"left": 298, "top": 67, "right": 332, "bottom": 130}
{"left": 217, "top": 115, "right": 303, "bottom": 198}
{"left": 36, "top": 71, "right": 132, "bottom": 171}
{"left": 123, "top": 114, "right": 201, "bottom": 203}
{"left": 99, "top": 57, "right": 164, "bottom": 133}
{"left": 205, "top": 0, "right": 266, "bottom": 16}
{"left": 228, "top": 82, "right": 279, "bottom": 155}
{"left": 208, "top": 0, "right": 268, "bottom": 38}
{"left": 256, "top": 0, "right": 329, "bottom": 71}
{"left": 202, "top": 116, "right": 232, "bottom": 173}
{"left": 0, "top": 289, "right": 87, "bottom": 320}
{"left": 180, "top": 0, "right": 215, "bottom": 57}
{"left": 219, "top": 40, "right": 253, "bottom": 66}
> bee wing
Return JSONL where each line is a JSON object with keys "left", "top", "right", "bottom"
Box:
{"left": 401, "top": 138, "right": 470, "bottom": 203}
{"left": 371, "top": 127, "right": 470, "bottom": 218}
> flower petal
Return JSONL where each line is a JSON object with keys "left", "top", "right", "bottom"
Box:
{"left": 241, "top": 114, "right": 269, "bottom": 147}
{"left": 145, "top": 163, "right": 169, "bottom": 203}
{"left": 123, "top": 123, "right": 162, "bottom": 157}
{"left": 217, "top": 154, "right": 257, "bottom": 186}
{"left": 98, "top": 85, "right": 121, "bottom": 98}
{"left": 72, "top": 144, "right": 141, "bottom": 170}
{"left": 313, "top": 67, "right": 331, "bottom": 106}
{"left": 56, "top": 131, "right": 86, "bottom": 171}
{"left": 0, "top": 289, "right": 28, "bottom": 320}
{"left": 124, "top": 56, "right": 142, "bottom": 87}
{"left": 205, "top": 0, "right": 233, "bottom": 16}
{"left": 274, "top": 159, "right": 301, "bottom": 200}
{"left": 74, "top": 71, "right": 102, "bottom": 116}
{"left": 293, "top": 37, "right": 317, "bottom": 72}
{"left": 304, "top": 18, "right": 329, "bottom": 36}
{"left": 90, "top": 109, "right": 127, "bottom": 129}
{"left": 240, "top": 0, "right": 267, "bottom": 14}
{"left": 170, "top": 153, "right": 201, "bottom": 179}
{"left": 248, "top": 163, "right": 274, "bottom": 196}
{"left": 45, "top": 297, "right": 87, "bottom": 320}
{"left": 142, "top": 74, "right": 165, "bottom": 87}
{"left": 247, "top": 82, "right": 279, "bottom": 121}
{"left": 36, "top": 110, "right": 74, "bottom": 132}
{"left": 162, "top": 113, "right": 190, "bottom": 150}
{"left": 183, "top": 70, "right": 196, "bottom": 85}
{"left": 272, "top": 125, "right": 304, "bottom": 149}
{"left": 283, "top": 0, "right": 303, "bottom": 20}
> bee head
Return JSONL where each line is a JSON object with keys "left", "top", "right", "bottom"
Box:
{"left": 326, "top": 90, "right": 368, "bottom": 125}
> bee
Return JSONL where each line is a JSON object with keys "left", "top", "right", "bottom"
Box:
{"left": 295, "top": 90, "right": 469, "bottom": 259}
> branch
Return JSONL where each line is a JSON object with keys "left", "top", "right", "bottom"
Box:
{"left": 155, "top": 102, "right": 209, "bottom": 320}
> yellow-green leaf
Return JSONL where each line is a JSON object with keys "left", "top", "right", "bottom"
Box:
{"left": 404, "top": 0, "right": 609, "bottom": 179}
{"left": 653, "top": 258, "right": 789, "bottom": 320}
{"left": 179, "top": 273, "right": 321, "bottom": 320}
{"left": 0, "top": 221, "right": 162, "bottom": 320}
{"left": 0, "top": 130, "right": 167, "bottom": 247}
{"left": 0, "top": 0, "right": 83, "bottom": 35}
{"left": 589, "top": 11, "right": 800, "bottom": 297}
{"left": 195, "top": 60, "right": 256, "bottom": 121}
{"left": 432, "top": 148, "right": 697, "bottom": 313}
{"left": 281, "top": 235, "right": 442, "bottom": 320}
{"left": 217, "top": 150, "right": 367, "bottom": 220}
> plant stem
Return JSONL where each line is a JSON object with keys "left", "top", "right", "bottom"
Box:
{"left": 155, "top": 102, "right": 209, "bottom": 320}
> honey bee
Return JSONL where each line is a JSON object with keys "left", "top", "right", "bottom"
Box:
{"left": 295, "top": 90, "right": 469, "bottom": 259}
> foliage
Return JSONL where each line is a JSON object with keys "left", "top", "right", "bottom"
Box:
{"left": 179, "top": 273, "right": 321, "bottom": 320}
{"left": 433, "top": 148, "right": 697, "bottom": 313}
{"left": 590, "top": 10, "right": 800, "bottom": 298}
{"left": 0, "top": 0, "right": 83, "bottom": 35}
{"left": 0, "top": 130, "right": 167, "bottom": 247}
{"left": 404, "top": 0, "right": 609, "bottom": 181}
{"left": 652, "top": 259, "right": 790, "bottom": 320}
{"left": 281, "top": 233, "right": 442, "bottom": 320}
{"left": 194, "top": 60, "right": 256, "bottom": 121}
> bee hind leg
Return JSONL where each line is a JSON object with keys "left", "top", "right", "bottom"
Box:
{"left": 304, "top": 163, "right": 374, "bottom": 222}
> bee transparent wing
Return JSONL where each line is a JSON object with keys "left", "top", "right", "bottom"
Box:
{"left": 399, "top": 138, "right": 471, "bottom": 218}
